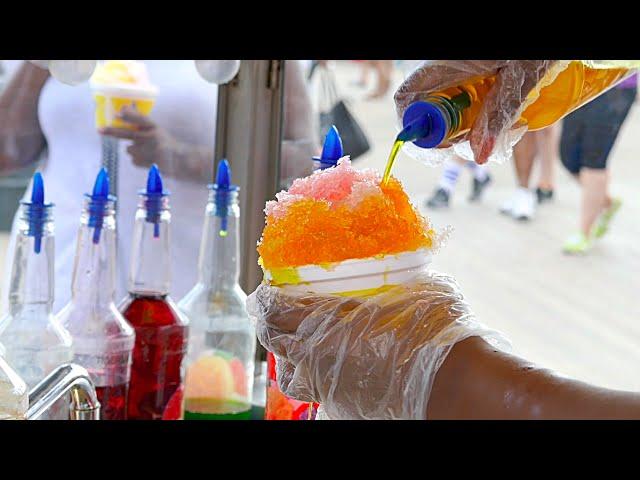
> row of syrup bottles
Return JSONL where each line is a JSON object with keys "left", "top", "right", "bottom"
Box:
{"left": 0, "top": 159, "right": 256, "bottom": 420}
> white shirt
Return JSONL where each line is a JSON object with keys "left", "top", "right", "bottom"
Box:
{"left": 3, "top": 61, "right": 218, "bottom": 313}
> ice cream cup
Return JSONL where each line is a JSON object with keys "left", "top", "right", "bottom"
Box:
{"left": 91, "top": 83, "right": 158, "bottom": 130}
{"left": 263, "top": 248, "right": 432, "bottom": 297}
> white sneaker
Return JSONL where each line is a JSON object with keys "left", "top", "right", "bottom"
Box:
{"left": 499, "top": 193, "right": 516, "bottom": 216}
{"left": 511, "top": 188, "right": 536, "bottom": 221}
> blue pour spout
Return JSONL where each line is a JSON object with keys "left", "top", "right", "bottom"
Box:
{"left": 143, "top": 164, "right": 168, "bottom": 238}
{"left": 397, "top": 114, "right": 433, "bottom": 143}
{"left": 25, "top": 172, "right": 49, "bottom": 254}
{"left": 88, "top": 168, "right": 112, "bottom": 245}
{"left": 211, "top": 159, "right": 239, "bottom": 236}
{"left": 313, "top": 125, "right": 343, "bottom": 170}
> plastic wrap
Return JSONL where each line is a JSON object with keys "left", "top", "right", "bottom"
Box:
{"left": 248, "top": 269, "right": 510, "bottom": 420}
{"left": 394, "top": 60, "right": 638, "bottom": 166}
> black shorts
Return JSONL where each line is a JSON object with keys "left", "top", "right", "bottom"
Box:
{"left": 560, "top": 87, "right": 636, "bottom": 174}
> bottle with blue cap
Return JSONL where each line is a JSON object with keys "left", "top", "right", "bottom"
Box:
{"left": 119, "top": 164, "right": 189, "bottom": 420}
{"left": 313, "top": 125, "right": 344, "bottom": 171}
{"left": 55, "top": 168, "right": 135, "bottom": 420}
{"left": 179, "top": 159, "right": 256, "bottom": 420}
{"left": 382, "top": 92, "right": 473, "bottom": 185}
{"left": 0, "top": 173, "right": 72, "bottom": 419}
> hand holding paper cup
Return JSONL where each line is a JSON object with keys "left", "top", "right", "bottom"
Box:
{"left": 90, "top": 60, "right": 158, "bottom": 131}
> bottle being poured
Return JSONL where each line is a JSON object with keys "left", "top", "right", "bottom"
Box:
{"left": 179, "top": 159, "right": 256, "bottom": 420}
{"left": 119, "top": 164, "right": 189, "bottom": 420}
{"left": 0, "top": 173, "right": 73, "bottom": 420}
{"left": 56, "top": 168, "right": 135, "bottom": 420}
{"left": 384, "top": 60, "right": 634, "bottom": 184}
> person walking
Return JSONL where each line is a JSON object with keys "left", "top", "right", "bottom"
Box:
{"left": 560, "top": 74, "right": 637, "bottom": 254}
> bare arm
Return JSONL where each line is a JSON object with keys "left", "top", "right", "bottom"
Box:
{"left": 428, "top": 337, "right": 640, "bottom": 419}
{"left": 0, "top": 61, "right": 48, "bottom": 174}
{"left": 252, "top": 275, "right": 640, "bottom": 420}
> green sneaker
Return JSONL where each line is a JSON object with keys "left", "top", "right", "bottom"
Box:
{"left": 592, "top": 198, "right": 622, "bottom": 239}
{"left": 563, "top": 232, "right": 592, "bottom": 255}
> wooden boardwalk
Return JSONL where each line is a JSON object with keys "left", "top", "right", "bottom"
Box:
{"left": 1, "top": 61, "right": 639, "bottom": 394}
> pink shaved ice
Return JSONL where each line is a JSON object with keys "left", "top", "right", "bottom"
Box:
{"left": 265, "top": 157, "right": 383, "bottom": 219}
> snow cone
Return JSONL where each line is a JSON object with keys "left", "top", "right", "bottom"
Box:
{"left": 258, "top": 157, "right": 438, "bottom": 297}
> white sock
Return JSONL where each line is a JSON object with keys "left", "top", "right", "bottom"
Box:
{"left": 438, "top": 161, "right": 462, "bottom": 193}
{"left": 466, "top": 161, "right": 488, "bottom": 182}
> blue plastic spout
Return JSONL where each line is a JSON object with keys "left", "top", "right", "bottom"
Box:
{"left": 313, "top": 125, "right": 344, "bottom": 170}
{"left": 142, "top": 164, "right": 168, "bottom": 238}
{"left": 24, "top": 172, "right": 50, "bottom": 254}
{"left": 211, "top": 159, "right": 239, "bottom": 236}
{"left": 399, "top": 101, "right": 450, "bottom": 148}
{"left": 397, "top": 114, "right": 432, "bottom": 143}
{"left": 87, "top": 168, "right": 112, "bottom": 245}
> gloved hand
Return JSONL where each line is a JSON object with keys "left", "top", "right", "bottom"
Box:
{"left": 394, "top": 60, "right": 561, "bottom": 164}
{"left": 248, "top": 271, "right": 507, "bottom": 420}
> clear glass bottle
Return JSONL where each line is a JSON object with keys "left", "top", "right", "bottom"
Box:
{"left": 179, "top": 159, "right": 256, "bottom": 420}
{"left": 119, "top": 164, "right": 188, "bottom": 420}
{"left": 55, "top": 168, "right": 135, "bottom": 420}
{"left": 0, "top": 173, "right": 73, "bottom": 420}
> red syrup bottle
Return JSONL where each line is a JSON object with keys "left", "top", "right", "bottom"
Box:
{"left": 119, "top": 164, "right": 188, "bottom": 420}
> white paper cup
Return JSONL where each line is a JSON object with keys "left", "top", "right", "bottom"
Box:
{"left": 91, "top": 83, "right": 158, "bottom": 130}
{"left": 264, "top": 248, "right": 432, "bottom": 297}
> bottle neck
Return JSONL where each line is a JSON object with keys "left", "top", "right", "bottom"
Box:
{"left": 128, "top": 195, "right": 171, "bottom": 296}
{"left": 401, "top": 92, "right": 471, "bottom": 148}
{"left": 70, "top": 199, "right": 117, "bottom": 306}
{"left": 8, "top": 205, "right": 54, "bottom": 316}
{"left": 198, "top": 192, "right": 240, "bottom": 290}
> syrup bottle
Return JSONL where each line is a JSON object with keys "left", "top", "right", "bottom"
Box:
{"left": 0, "top": 173, "right": 73, "bottom": 419}
{"left": 56, "top": 168, "right": 135, "bottom": 420}
{"left": 179, "top": 159, "right": 256, "bottom": 420}
{"left": 120, "top": 164, "right": 188, "bottom": 420}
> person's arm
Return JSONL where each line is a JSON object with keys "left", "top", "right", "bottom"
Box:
{"left": 428, "top": 337, "right": 640, "bottom": 419}
{"left": 102, "top": 60, "right": 318, "bottom": 186}
{"left": 100, "top": 107, "right": 214, "bottom": 183}
{"left": 250, "top": 275, "right": 640, "bottom": 420}
{"left": 0, "top": 61, "right": 48, "bottom": 174}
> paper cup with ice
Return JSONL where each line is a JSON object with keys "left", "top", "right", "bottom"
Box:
{"left": 258, "top": 158, "right": 438, "bottom": 297}
{"left": 90, "top": 60, "right": 158, "bottom": 130}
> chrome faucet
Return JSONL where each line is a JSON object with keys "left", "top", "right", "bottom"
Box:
{"left": 26, "top": 363, "right": 100, "bottom": 420}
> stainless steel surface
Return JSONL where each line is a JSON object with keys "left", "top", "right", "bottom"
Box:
{"left": 101, "top": 136, "right": 119, "bottom": 204}
{"left": 214, "top": 60, "right": 284, "bottom": 295}
{"left": 26, "top": 363, "right": 100, "bottom": 420}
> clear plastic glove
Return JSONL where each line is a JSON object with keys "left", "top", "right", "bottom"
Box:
{"left": 247, "top": 270, "right": 508, "bottom": 420}
{"left": 394, "top": 60, "right": 562, "bottom": 165}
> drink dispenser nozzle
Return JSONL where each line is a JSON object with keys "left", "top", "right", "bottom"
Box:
{"left": 212, "top": 159, "right": 239, "bottom": 236}
{"left": 313, "top": 125, "right": 344, "bottom": 170}
{"left": 22, "top": 172, "right": 51, "bottom": 254}
{"left": 87, "top": 168, "right": 114, "bottom": 245}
